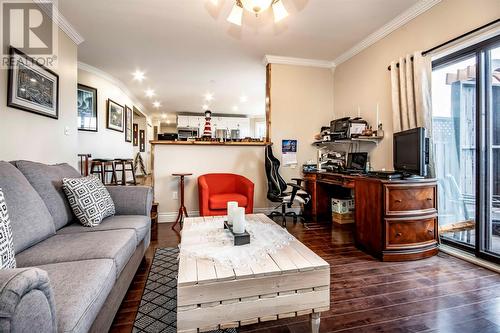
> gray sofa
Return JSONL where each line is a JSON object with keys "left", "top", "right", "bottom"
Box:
{"left": 0, "top": 160, "right": 153, "bottom": 333}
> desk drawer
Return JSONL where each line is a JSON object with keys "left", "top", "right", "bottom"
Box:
{"left": 385, "top": 215, "right": 437, "bottom": 249}
{"left": 385, "top": 184, "right": 436, "bottom": 216}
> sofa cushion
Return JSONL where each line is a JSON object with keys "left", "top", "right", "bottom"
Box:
{"left": 16, "top": 229, "right": 136, "bottom": 276}
{"left": 38, "top": 259, "right": 116, "bottom": 333}
{"left": 0, "top": 188, "right": 16, "bottom": 268}
{"left": 0, "top": 161, "right": 56, "bottom": 253}
{"left": 14, "top": 161, "right": 81, "bottom": 230}
{"left": 62, "top": 176, "right": 115, "bottom": 227}
{"left": 57, "top": 215, "right": 150, "bottom": 244}
{"left": 209, "top": 193, "right": 248, "bottom": 210}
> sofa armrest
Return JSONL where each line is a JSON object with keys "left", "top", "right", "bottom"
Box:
{"left": 236, "top": 176, "right": 255, "bottom": 213}
{"left": 0, "top": 268, "right": 57, "bottom": 332}
{"left": 106, "top": 186, "right": 153, "bottom": 216}
{"left": 198, "top": 177, "right": 210, "bottom": 216}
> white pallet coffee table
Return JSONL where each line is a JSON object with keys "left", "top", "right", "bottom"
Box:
{"left": 177, "top": 214, "right": 330, "bottom": 333}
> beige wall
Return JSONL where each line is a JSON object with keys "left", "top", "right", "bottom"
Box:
{"left": 77, "top": 68, "right": 148, "bottom": 160}
{"left": 154, "top": 145, "right": 268, "bottom": 221}
{"left": 0, "top": 30, "right": 78, "bottom": 166}
{"left": 270, "top": 64, "right": 335, "bottom": 180}
{"left": 333, "top": 0, "right": 500, "bottom": 170}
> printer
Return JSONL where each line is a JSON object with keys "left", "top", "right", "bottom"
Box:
{"left": 330, "top": 117, "right": 368, "bottom": 140}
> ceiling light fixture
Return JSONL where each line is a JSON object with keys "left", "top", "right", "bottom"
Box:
{"left": 204, "top": 93, "right": 214, "bottom": 101}
{"left": 232, "top": 106, "right": 239, "bottom": 111}
{"left": 153, "top": 101, "right": 161, "bottom": 108}
{"left": 161, "top": 113, "right": 167, "bottom": 119}
{"left": 240, "top": 95, "right": 248, "bottom": 103}
{"left": 226, "top": 0, "right": 288, "bottom": 26}
{"left": 133, "top": 70, "right": 145, "bottom": 82}
{"left": 202, "top": 104, "right": 209, "bottom": 110}
{"left": 145, "top": 89, "right": 155, "bottom": 98}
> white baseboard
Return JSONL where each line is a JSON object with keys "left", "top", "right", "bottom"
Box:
{"left": 439, "top": 244, "right": 500, "bottom": 274}
{"left": 158, "top": 207, "right": 301, "bottom": 223}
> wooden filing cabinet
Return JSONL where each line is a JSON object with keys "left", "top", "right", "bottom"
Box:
{"left": 355, "top": 179, "right": 438, "bottom": 261}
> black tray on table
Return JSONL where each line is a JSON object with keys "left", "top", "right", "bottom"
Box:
{"left": 224, "top": 221, "right": 250, "bottom": 246}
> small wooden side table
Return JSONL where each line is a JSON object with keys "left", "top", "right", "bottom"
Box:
{"left": 172, "top": 173, "right": 192, "bottom": 230}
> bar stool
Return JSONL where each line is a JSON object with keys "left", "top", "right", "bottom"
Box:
{"left": 172, "top": 173, "right": 192, "bottom": 230}
{"left": 114, "top": 159, "right": 137, "bottom": 186}
{"left": 90, "top": 159, "right": 117, "bottom": 185}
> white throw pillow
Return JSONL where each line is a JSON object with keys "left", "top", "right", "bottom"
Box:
{"left": 62, "top": 176, "right": 115, "bottom": 227}
{"left": 0, "top": 188, "right": 16, "bottom": 269}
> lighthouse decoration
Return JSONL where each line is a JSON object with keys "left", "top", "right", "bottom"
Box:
{"left": 202, "top": 110, "right": 212, "bottom": 137}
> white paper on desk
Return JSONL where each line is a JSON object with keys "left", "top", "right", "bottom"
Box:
{"left": 282, "top": 152, "right": 297, "bottom": 166}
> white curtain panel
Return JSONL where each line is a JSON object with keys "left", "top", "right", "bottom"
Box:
{"left": 390, "top": 52, "right": 435, "bottom": 177}
{"left": 390, "top": 52, "right": 432, "bottom": 132}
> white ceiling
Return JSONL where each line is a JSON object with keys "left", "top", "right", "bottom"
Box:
{"left": 59, "top": 0, "right": 419, "bottom": 118}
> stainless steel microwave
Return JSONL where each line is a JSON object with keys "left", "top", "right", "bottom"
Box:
{"left": 177, "top": 127, "right": 199, "bottom": 140}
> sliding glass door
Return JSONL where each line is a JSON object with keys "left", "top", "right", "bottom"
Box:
{"left": 484, "top": 44, "right": 500, "bottom": 257}
{"left": 432, "top": 34, "right": 500, "bottom": 263}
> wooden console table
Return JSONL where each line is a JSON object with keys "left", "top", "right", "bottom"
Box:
{"left": 303, "top": 172, "right": 438, "bottom": 261}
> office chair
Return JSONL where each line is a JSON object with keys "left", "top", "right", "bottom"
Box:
{"left": 265, "top": 145, "right": 311, "bottom": 227}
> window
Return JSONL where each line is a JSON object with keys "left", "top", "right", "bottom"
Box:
{"left": 432, "top": 34, "right": 500, "bottom": 263}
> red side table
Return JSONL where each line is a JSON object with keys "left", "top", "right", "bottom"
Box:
{"left": 172, "top": 173, "right": 192, "bottom": 230}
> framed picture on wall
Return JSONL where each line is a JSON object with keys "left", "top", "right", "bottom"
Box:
{"left": 106, "top": 99, "right": 124, "bottom": 132}
{"left": 133, "top": 123, "right": 139, "bottom": 146}
{"left": 125, "top": 106, "right": 133, "bottom": 142}
{"left": 139, "top": 129, "right": 145, "bottom": 152}
{"left": 77, "top": 84, "right": 98, "bottom": 132}
{"left": 7, "top": 47, "right": 59, "bottom": 119}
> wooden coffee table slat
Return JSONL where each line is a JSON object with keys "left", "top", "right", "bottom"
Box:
{"left": 177, "top": 214, "right": 330, "bottom": 333}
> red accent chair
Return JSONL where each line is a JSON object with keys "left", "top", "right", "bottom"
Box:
{"left": 198, "top": 173, "right": 255, "bottom": 216}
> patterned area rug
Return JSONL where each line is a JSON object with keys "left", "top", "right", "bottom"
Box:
{"left": 133, "top": 247, "right": 238, "bottom": 333}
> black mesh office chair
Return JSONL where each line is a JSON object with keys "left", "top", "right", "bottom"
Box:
{"left": 265, "top": 145, "right": 311, "bottom": 227}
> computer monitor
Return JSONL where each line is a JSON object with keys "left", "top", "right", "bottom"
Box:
{"left": 393, "top": 127, "right": 428, "bottom": 177}
{"left": 347, "top": 152, "right": 368, "bottom": 171}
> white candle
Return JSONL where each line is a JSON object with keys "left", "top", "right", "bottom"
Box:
{"left": 227, "top": 201, "right": 238, "bottom": 225}
{"left": 232, "top": 207, "right": 245, "bottom": 234}
{"left": 376, "top": 103, "right": 380, "bottom": 128}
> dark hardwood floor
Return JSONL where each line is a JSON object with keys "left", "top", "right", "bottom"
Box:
{"left": 110, "top": 220, "right": 500, "bottom": 333}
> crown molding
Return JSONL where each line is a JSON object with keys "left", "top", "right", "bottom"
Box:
{"left": 34, "top": 0, "right": 85, "bottom": 45}
{"left": 78, "top": 62, "right": 147, "bottom": 116}
{"left": 332, "top": 0, "right": 442, "bottom": 66}
{"left": 264, "top": 55, "right": 335, "bottom": 69}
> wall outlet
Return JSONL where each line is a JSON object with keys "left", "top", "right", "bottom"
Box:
{"left": 172, "top": 191, "right": 178, "bottom": 200}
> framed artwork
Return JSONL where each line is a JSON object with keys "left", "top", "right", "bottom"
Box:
{"left": 77, "top": 84, "right": 98, "bottom": 132}
{"left": 7, "top": 47, "right": 59, "bottom": 119}
{"left": 133, "top": 123, "right": 139, "bottom": 146}
{"left": 106, "top": 99, "right": 124, "bottom": 132}
{"left": 125, "top": 106, "right": 133, "bottom": 142}
{"left": 139, "top": 129, "right": 145, "bottom": 152}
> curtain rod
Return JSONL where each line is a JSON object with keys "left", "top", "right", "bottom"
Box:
{"left": 387, "top": 18, "right": 500, "bottom": 71}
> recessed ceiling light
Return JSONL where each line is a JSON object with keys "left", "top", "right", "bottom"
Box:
{"left": 202, "top": 104, "right": 209, "bottom": 110}
{"left": 145, "top": 89, "right": 155, "bottom": 98}
{"left": 204, "top": 93, "right": 214, "bottom": 102}
{"left": 161, "top": 113, "right": 167, "bottom": 119}
{"left": 232, "top": 106, "right": 239, "bottom": 111}
{"left": 153, "top": 101, "right": 161, "bottom": 108}
{"left": 133, "top": 70, "right": 145, "bottom": 82}
{"left": 240, "top": 95, "right": 248, "bottom": 103}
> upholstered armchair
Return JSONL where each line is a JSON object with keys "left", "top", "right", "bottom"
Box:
{"left": 198, "top": 173, "right": 254, "bottom": 216}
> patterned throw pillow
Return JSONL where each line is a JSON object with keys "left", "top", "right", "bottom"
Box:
{"left": 62, "top": 176, "right": 115, "bottom": 227}
{"left": 0, "top": 188, "right": 16, "bottom": 269}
